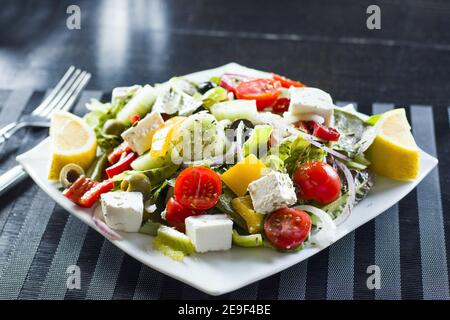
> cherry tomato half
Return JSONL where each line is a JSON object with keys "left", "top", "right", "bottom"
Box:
{"left": 219, "top": 73, "right": 253, "bottom": 94}
{"left": 293, "top": 160, "right": 341, "bottom": 205}
{"left": 165, "top": 197, "right": 204, "bottom": 232}
{"left": 273, "top": 73, "right": 305, "bottom": 88}
{"left": 264, "top": 208, "right": 312, "bottom": 250}
{"left": 235, "top": 78, "right": 282, "bottom": 111}
{"left": 174, "top": 167, "right": 222, "bottom": 210}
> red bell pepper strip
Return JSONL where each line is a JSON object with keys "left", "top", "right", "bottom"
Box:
{"left": 63, "top": 175, "right": 90, "bottom": 201}
{"left": 312, "top": 122, "right": 340, "bottom": 141}
{"left": 79, "top": 179, "right": 114, "bottom": 208}
{"left": 272, "top": 97, "right": 290, "bottom": 113}
{"left": 130, "top": 114, "right": 141, "bottom": 125}
{"left": 105, "top": 152, "right": 137, "bottom": 178}
{"left": 107, "top": 141, "right": 132, "bottom": 164}
{"left": 272, "top": 73, "right": 305, "bottom": 88}
{"left": 63, "top": 176, "right": 114, "bottom": 208}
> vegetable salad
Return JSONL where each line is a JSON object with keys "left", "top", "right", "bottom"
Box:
{"left": 53, "top": 70, "right": 401, "bottom": 261}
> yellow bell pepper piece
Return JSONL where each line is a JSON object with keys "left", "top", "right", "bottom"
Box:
{"left": 221, "top": 154, "right": 266, "bottom": 197}
{"left": 150, "top": 116, "right": 185, "bottom": 158}
{"left": 231, "top": 196, "right": 264, "bottom": 234}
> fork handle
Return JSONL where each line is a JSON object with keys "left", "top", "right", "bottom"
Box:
{"left": 0, "top": 121, "right": 49, "bottom": 146}
{"left": 0, "top": 165, "right": 28, "bottom": 196}
{"left": 0, "top": 122, "right": 18, "bottom": 144}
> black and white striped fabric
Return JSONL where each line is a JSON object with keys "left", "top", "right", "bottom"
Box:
{"left": 0, "top": 89, "right": 448, "bottom": 300}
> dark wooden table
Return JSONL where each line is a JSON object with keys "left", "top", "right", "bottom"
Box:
{"left": 0, "top": 0, "right": 449, "bottom": 300}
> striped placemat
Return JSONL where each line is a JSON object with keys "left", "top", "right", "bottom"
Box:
{"left": 0, "top": 89, "right": 448, "bottom": 300}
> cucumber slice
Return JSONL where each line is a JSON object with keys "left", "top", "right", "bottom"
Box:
{"left": 116, "top": 85, "right": 157, "bottom": 125}
{"left": 202, "top": 87, "right": 228, "bottom": 109}
{"left": 131, "top": 152, "right": 171, "bottom": 171}
{"left": 243, "top": 124, "right": 272, "bottom": 157}
{"left": 153, "top": 226, "right": 195, "bottom": 260}
{"left": 232, "top": 230, "right": 263, "bottom": 247}
{"left": 175, "top": 112, "right": 226, "bottom": 161}
{"left": 211, "top": 100, "right": 257, "bottom": 122}
{"left": 139, "top": 220, "right": 161, "bottom": 236}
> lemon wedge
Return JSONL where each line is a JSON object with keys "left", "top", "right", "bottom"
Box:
{"left": 48, "top": 111, "right": 97, "bottom": 180}
{"left": 366, "top": 108, "right": 419, "bottom": 181}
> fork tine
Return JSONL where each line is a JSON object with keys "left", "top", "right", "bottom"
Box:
{"left": 58, "top": 73, "right": 91, "bottom": 114}
{"left": 38, "top": 69, "right": 82, "bottom": 117}
{"left": 44, "top": 71, "right": 90, "bottom": 118}
{"left": 32, "top": 66, "right": 76, "bottom": 115}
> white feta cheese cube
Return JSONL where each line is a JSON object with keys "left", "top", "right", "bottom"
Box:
{"left": 185, "top": 214, "right": 233, "bottom": 253}
{"left": 288, "top": 87, "right": 334, "bottom": 126}
{"left": 248, "top": 171, "right": 297, "bottom": 214}
{"left": 283, "top": 111, "right": 325, "bottom": 124}
{"left": 121, "top": 111, "right": 164, "bottom": 155}
{"left": 152, "top": 87, "right": 202, "bottom": 116}
{"left": 100, "top": 192, "right": 143, "bottom": 232}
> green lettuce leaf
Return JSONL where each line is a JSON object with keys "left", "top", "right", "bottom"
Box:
{"left": 321, "top": 169, "right": 374, "bottom": 219}
{"left": 262, "top": 154, "right": 285, "bottom": 172}
{"left": 84, "top": 97, "right": 129, "bottom": 151}
{"left": 273, "top": 136, "right": 326, "bottom": 175}
{"left": 333, "top": 108, "right": 377, "bottom": 157}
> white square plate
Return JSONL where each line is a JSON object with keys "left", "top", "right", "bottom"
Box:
{"left": 16, "top": 63, "right": 438, "bottom": 296}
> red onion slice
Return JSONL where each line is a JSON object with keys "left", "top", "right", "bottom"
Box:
{"left": 92, "top": 206, "right": 122, "bottom": 241}
{"left": 235, "top": 121, "right": 245, "bottom": 162}
{"left": 182, "top": 143, "right": 238, "bottom": 167}
{"left": 333, "top": 161, "right": 356, "bottom": 226}
{"left": 294, "top": 204, "right": 337, "bottom": 248}
{"left": 221, "top": 72, "right": 254, "bottom": 79}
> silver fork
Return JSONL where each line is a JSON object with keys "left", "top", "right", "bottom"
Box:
{"left": 0, "top": 66, "right": 91, "bottom": 196}
{"left": 0, "top": 66, "right": 91, "bottom": 145}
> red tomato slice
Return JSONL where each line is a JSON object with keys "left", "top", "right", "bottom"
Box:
{"left": 312, "top": 122, "right": 340, "bottom": 141}
{"left": 235, "top": 78, "right": 282, "bottom": 111}
{"left": 173, "top": 167, "right": 222, "bottom": 210}
{"left": 273, "top": 73, "right": 305, "bottom": 88}
{"left": 264, "top": 208, "right": 312, "bottom": 250}
{"left": 165, "top": 197, "right": 204, "bottom": 232}
{"left": 219, "top": 73, "right": 253, "bottom": 94}
{"left": 293, "top": 160, "right": 341, "bottom": 205}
